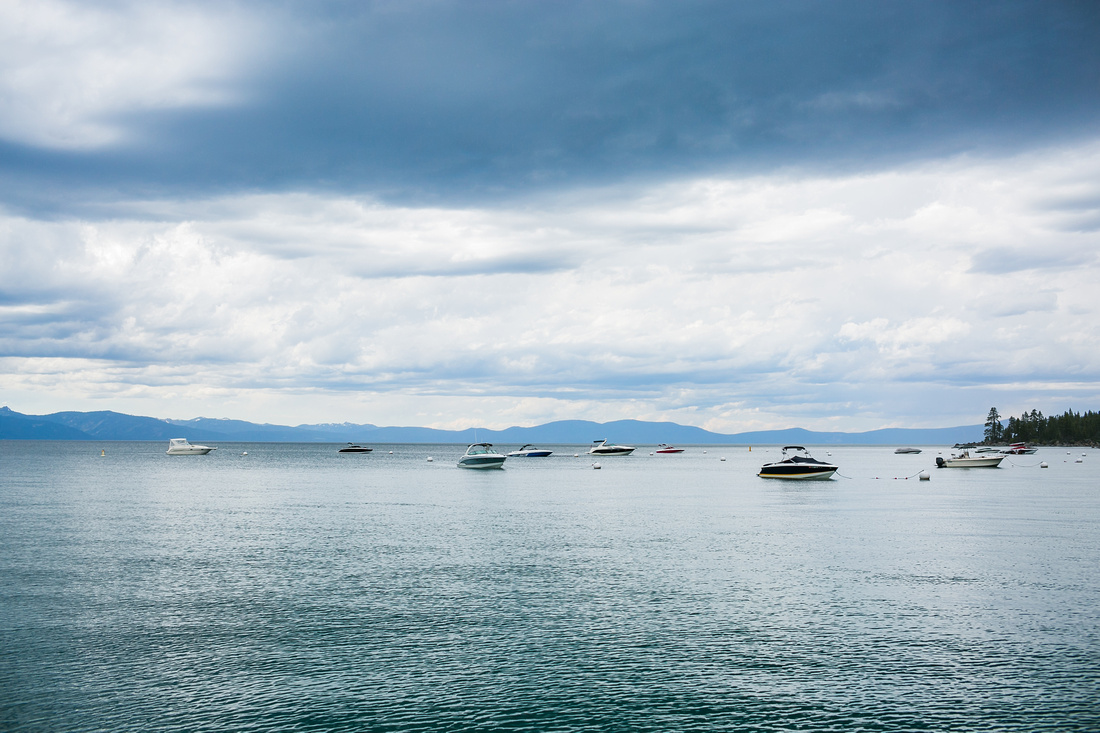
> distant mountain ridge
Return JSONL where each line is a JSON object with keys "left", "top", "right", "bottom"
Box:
{"left": 0, "top": 406, "right": 986, "bottom": 445}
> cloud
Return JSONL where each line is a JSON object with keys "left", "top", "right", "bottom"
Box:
{"left": 0, "top": 0, "right": 270, "bottom": 150}
{"left": 2, "top": 1, "right": 1099, "bottom": 211}
{"left": 2, "top": 142, "right": 1098, "bottom": 429}
{"left": 3, "top": 3, "right": 1098, "bottom": 431}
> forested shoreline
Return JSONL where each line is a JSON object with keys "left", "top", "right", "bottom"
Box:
{"left": 984, "top": 408, "right": 1100, "bottom": 446}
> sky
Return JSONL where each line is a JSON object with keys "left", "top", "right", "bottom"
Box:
{"left": 1, "top": 0, "right": 1099, "bottom": 432}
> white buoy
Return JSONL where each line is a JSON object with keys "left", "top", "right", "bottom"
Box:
{"left": 427, "top": 456, "right": 433, "bottom": 462}
{"left": 241, "top": 451, "right": 248, "bottom": 456}
{"left": 1040, "top": 462, "right": 1048, "bottom": 468}
{"left": 720, "top": 457, "right": 726, "bottom": 462}
{"left": 592, "top": 462, "right": 601, "bottom": 469}
{"left": 389, "top": 451, "right": 393, "bottom": 454}
{"left": 650, "top": 451, "right": 655, "bottom": 455}
{"left": 574, "top": 453, "right": 579, "bottom": 457}
{"left": 919, "top": 470, "right": 930, "bottom": 481}
{"left": 703, "top": 450, "right": 707, "bottom": 454}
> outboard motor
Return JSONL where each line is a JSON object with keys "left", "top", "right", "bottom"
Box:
{"left": 935, "top": 456, "right": 946, "bottom": 468}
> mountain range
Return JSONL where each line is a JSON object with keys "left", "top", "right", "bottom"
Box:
{"left": 0, "top": 406, "right": 986, "bottom": 445}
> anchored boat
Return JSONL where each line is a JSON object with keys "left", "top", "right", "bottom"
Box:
{"left": 589, "top": 439, "right": 635, "bottom": 456}
{"left": 758, "top": 446, "right": 838, "bottom": 480}
{"left": 507, "top": 444, "right": 553, "bottom": 457}
{"left": 458, "top": 443, "right": 507, "bottom": 469}
{"left": 166, "top": 438, "right": 216, "bottom": 455}
{"left": 936, "top": 451, "right": 1004, "bottom": 468}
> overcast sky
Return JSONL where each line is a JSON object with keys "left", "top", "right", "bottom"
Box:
{"left": 2, "top": 0, "right": 1098, "bottom": 432}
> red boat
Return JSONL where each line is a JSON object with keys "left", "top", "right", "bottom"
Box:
{"left": 655, "top": 444, "right": 684, "bottom": 454}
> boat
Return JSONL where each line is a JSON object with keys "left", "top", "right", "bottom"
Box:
{"left": 655, "top": 444, "right": 685, "bottom": 454}
{"left": 338, "top": 443, "right": 373, "bottom": 453}
{"left": 758, "top": 446, "right": 837, "bottom": 480}
{"left": 166, "top": 438, "right": 216, "bottom": 455}
{"left": 1001, "top": 442, "right": 1037, "bottom": 455}
{"left": 894, "top": 447, "right": 922, "bottom": 454}
{"left": 457, "top": 443, "right": 507, "bottom": 469}
{"left": 935, "top": 451, "right": 1005, "bottom": 468}
{"left": 589, "top": 439, "right": 635, "bottom": 456}
{"left": 973, "top": 446, "right": 1002, "bottom": 453}
{"left": 507, "top": 444, "right": 553, "bottom": 457}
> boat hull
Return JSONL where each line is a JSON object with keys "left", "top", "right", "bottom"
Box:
{"left": 758, "top": 465, "right": 837, "bottom": 480}
{"left": 590, "top": 448, "right": 635, "bottom": 456}
{"left": 507, "top": 450, "right": 553, "bottom": 457}
{"left": 458, "top": 457, "right": 506, "bottom": 469}
{"left": 338, "top": 447, "right": 373, "bottom": 453}
{"left": 938, "top": 455, "right": 1004, "bottom": 468}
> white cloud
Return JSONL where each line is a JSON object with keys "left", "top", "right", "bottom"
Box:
{"left": 2, "top": 142, "right": 1099, "bottom": 430}
{"left": 0, "top": 0, "right": 268, "bottom": 149}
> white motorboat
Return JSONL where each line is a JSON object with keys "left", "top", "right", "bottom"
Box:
{"left": 507, "top": 444, "right": 553, "bottom": 457}
{"left": 457, "top": 443, "right": 507, "bottom": 469}
{"left": 894, "top": 447, "right": 922, "bottom": 454}
{"left": 166, "top": 438, "right": 216, "bottom": 455}
{"left": 936, "top": 451, "right": 1004, "bottom": 468}
{"left": 589, "top": 439, "right": 635, "bottom": 456}
{"left": 758, "top": 446, "right": 838, "bottom": 480}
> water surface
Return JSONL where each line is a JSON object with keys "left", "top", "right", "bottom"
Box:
{"left": 2, "top": 442, "right": 1098, "bottom": 731}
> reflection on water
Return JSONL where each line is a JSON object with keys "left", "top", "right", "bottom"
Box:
{"left": 2, "top": 441, "right": 1099, "bottom": 731}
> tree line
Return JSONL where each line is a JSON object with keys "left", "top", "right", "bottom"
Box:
{"left": 984, "top": 407, "right": 1100, "bottom": 445}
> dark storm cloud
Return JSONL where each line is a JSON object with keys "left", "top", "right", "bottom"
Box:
{"left": 3, "top": 0, "right": 1099, "bottom": 214}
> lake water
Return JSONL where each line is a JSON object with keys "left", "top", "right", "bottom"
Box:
{"left": 2, "top": 441, "right": 1098, "bottom": 731}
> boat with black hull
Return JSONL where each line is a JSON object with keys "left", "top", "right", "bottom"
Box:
{"left": 589, "top": 439, "right": 635, "bottom": 456}
{"left": 758, "top": 446, "right": 838, "bottom": 480}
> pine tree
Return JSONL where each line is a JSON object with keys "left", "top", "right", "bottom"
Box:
{"left": 984, "top": 407, "right": 1003, "bottom": 443}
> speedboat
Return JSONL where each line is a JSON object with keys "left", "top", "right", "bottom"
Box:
{"left": 894, "top": 447, "right": 922, "bottom": 454}
{"left": 457, "top": 443, "right": 507, "bottom": 469}
{"left": 507, "top": 444, "right": 553, "bottom": 457}
{"left": 655, "top": 444, "right": 685, "bottom": 454}
{"left": 166, "top": 438, "right": 216, "bottom": 455}
{"left": 758, "top": 446, "right": 837, "bottom": 480}
{"left": 589, "top": 439, "right": 635, "bottom": 456}
{"left": 936, "top": 451, "right": 1004, "bottom": 468}
{"left": 1001, "top": 442, "right": 1037, "bottom": 455}
{"left": 338, "top": 443, "right": 373, "bottom": 453}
